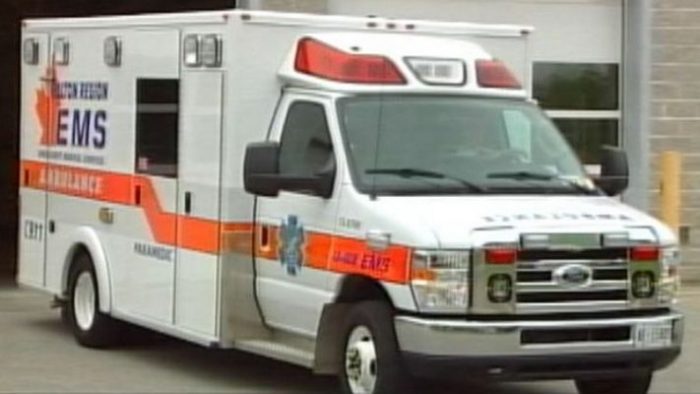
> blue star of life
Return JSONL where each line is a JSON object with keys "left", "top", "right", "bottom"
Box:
{"left": 279, "top": 215, "right": 304, "bottom": 276}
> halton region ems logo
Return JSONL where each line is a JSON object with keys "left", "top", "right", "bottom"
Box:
{"left": 35, "top": 66, "right": 61, "bottom": 146}
{"left": 279, "top": 215, "right": 305, "bottom": 276}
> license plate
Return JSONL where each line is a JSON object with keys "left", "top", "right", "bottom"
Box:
{"left": 634, "top": 323, "right": 673, "bottom": 348}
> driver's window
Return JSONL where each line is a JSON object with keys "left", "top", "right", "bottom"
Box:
{"left": 279, "top": 101, "right": 335, "bottom": 178}
{"left": 502, "top": 110, "right": 533, "bottom": 162}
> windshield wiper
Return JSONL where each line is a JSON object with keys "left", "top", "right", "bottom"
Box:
{"left": 487, "top": 171, "right": 599, "bottom": 195}
{"left": 366, "top": 168, "right": 485, "bottom": 192}
{"left": 488, "top": 171, "right": 554, "bottom": 181}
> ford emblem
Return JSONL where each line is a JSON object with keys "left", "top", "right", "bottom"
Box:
{"left": 553, "top": 264, "right": 592, "bottom": 288}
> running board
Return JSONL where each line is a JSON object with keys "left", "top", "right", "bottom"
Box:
{"left": 233, "top": 339, "right": 314, "bottom": 369}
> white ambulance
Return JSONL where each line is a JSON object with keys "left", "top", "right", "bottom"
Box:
{"left": 18, "top": 10, "right": 683, "bottom": 394}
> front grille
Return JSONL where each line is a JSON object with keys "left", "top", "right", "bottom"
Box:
{"left": 518, "top": 248, "right": 627, "bottom": 262}
{"left": 521, "top": 326, "right": 631, "bottom": 345}
{"left": 516, "top": 247, "right": 629, "bottom": 313}
{"left": 517, "top": 290, "right": 628, "bottom": 303}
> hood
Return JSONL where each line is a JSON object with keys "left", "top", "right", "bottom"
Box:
{"left": 367, "top": 195, "right": 676, "bottom": 248}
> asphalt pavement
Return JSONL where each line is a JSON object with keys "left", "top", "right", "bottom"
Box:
{"left": 0, "top": 280, "right": 698, "bottom": 394}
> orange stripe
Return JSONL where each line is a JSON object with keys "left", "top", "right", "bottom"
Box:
{"left": 250, "top": 225, "right": 410, "bottom": 284}
{"left": 20, "top": 160, "right": 412, "bottom": 283}
{"left": 22, "top": 160, "right": 132, "bottom": 204}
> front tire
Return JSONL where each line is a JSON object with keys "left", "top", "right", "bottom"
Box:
{"left": 339, "top": 301, "right": 413, "bottom": 394}
{"left": 575, "top": 373, "right": 653, "bottom": 394}
{"left": 66, "top": 253, "right": 119, "bottom": 348}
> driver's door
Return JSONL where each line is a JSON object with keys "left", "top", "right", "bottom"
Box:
{"left": 254, "top": 95, "right": 340, "bottom": 337}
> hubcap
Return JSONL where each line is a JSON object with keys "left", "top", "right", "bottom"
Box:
{"left": 345, "top": 326, "right": 377, "bottom": 394}
{"left": 73, "top": 271, "right": 96, "bottom": 331}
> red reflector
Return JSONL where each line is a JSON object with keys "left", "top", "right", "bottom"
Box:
{"left": 486, "top": 248, "right": 517, "bottom": 265}
{"left": 631, "top": 246, "right": 660, "bottom": 262}
{"left": 294, "top": 38, "right": 406, "bottom": 85}
{"left": 475, "top": 59, "right": 521, "bottom": 89}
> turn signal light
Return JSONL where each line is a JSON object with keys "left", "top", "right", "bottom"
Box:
{"left": 488, "top": 274, "right": 513, "bottom": 303}
{"left": 485, "top": 248, "right": 517, "bottom": 265}
{"left": 631, "top": 246, "right": 660, "bottom": 262}
{"left": 475, "top": 59, "right": 521, "bottom": 89}
{"left": 294, "top": 37, "right": 406, "bottom": 85}
{"left": 632, "top": 271, "right": 656, "bottom": 298}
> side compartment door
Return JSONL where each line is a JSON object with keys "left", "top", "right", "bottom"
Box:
{"left": 255, "top": 96, "right": 340, "bottom": 336}
{"left": 18, "top": 33, "right": 50, "bottom": 288}
{"left": 175, "top": 70, "right": 224, "bottom": 338}
{"left": 110, "top": 30, "right": 181, "bottom": 325}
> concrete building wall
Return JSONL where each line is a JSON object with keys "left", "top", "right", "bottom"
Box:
{"left": 239, "top": 0, "right": 325, "bottom": 13}
{"left": 652, "top": 0, "right": 700, "bottom": 280}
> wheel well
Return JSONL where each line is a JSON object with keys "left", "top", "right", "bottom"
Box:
{"left": 335, "top": 275, "right": 394, "bottom": 306}
{"left": 62, "top": 244, "right": 91, "bottom": 295}
{"left": 314, "top": 275, "right": 395, "bottom": 375}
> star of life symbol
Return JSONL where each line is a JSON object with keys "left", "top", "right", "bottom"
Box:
{"left": 279, "top": 215, "right": 305, "bottom": 276}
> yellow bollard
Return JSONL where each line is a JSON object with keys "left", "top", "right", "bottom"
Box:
{"left": 660, "top": 151, "right": 682, "bottom": 237}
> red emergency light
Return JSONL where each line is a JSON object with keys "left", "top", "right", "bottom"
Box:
{"left": 476, "top": 59, "right": 521, "bottom": 89}
{"left": 294, "top": 37, "right": 406, "bottom": 85}
{"left": 630, "top": 245, "right": 660, "bottom": 262}
{"left": 485, "top": 248, "right": 517, "bottom": 265}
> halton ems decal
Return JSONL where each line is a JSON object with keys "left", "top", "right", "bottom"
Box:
{"left": 35, "top": 66, "right": 109, "bottom": 166}
{"left": 332, "top": 250, "right": 390, "bottom": 273}
{"left": 279, "top": 215, "right": 305, "bottom": 276}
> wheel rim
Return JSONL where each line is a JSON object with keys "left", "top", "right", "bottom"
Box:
{"left": 345, "top": 325, "right": 377, "bottom": 394}
{"left": 73, "top": 271, "right": 96, "bottom": 331}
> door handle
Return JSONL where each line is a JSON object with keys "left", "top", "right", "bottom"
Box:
{"left": 184, "top": 192, "right": 192, "bottom": 215}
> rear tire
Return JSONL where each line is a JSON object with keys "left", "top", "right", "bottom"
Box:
{"left": 339, "top": 301, "right": 413, "bottom": 394}
{"left": 66, "top": 252, "right": 120, "bottom": 348}
{"left": 575, "top": 373, "right": 652, "bottom": 394}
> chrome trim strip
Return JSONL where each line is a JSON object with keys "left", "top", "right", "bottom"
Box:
{"left": 517, "top": 280, "right": 627, "bottom": 293}
{"left": 516, "top": 300, "right": 628, "bottom": 314}
{"left": 396, "top": 313, "right": 682, "bottom": 331}
{"left": 518, "top": 259, "right": 626, "bottom": 269}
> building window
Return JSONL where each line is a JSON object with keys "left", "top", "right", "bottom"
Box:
{"left": 554, "top": 119, "right": 619, "bottom": 166}
{"left": 135, "top": 79, "right": 180, "bottom": 178}
{"left": 533, "top": 62, "right": 621, "bottom": 173}
{"left": 534, "top": 63, "right": 619, "bottom": 110}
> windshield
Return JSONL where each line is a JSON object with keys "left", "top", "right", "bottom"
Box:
{"left": 337, "top": 95, "right": 594, "bottom": 196}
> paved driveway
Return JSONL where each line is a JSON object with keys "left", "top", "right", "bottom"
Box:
{"left": 0, "top": 282, "right": 698, "bottom": 393}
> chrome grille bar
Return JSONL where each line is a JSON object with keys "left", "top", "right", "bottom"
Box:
{"left": 515, "top": 248, "right": 630, "bottom": 313}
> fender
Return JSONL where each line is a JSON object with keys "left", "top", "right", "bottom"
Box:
{"left": 60, "top": 226, "right": 112, "bottom": 313}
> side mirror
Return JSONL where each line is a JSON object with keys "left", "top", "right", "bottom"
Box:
{"left": 595, "top": 145, "right": 629, "bottom": 196}
{"left": 244, "top": 141, "right": 337, "bottom": 199}
{"left": 244, "top": 142, "right": 281, "bottom": 197}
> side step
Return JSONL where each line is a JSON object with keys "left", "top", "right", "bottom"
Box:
{"left": 51, "top": 295, "right": 66, "bottom": 309}
{"left": 234, "top": 339, "right": 314, "bottom": 369}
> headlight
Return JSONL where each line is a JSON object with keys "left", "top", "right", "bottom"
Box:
{"left": 659, "top": 247, "right": 681, "bottom": 303}
{"left": 410, "top": 250, "right": 469, "bottom": 313}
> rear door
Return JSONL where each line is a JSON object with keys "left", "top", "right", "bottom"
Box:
{"left": 175, "top": 70, "right": 224, "bottom": 337}
{"left": 18, "top": 33, "right": 50, "bottom": 288}
{"left": 109, "top": 29, "right": 181, "bottom": 325}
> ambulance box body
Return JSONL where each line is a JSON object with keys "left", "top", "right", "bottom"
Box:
{"left": 18, "top": 10, "right": 683, "bottom": 394}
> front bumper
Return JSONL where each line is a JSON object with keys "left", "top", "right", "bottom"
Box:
{"left": 395, "top": 311, "right": 683, "bottom": 381}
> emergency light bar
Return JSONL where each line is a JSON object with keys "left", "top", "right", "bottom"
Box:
{"left": 294, "top": 37, "right": 406, "bottom": 85}
{"left": 476, "top": 59, "right": 521, "bottom": 89}
{"left": 405, "top": 57, "right": 466, "bottom": 86}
